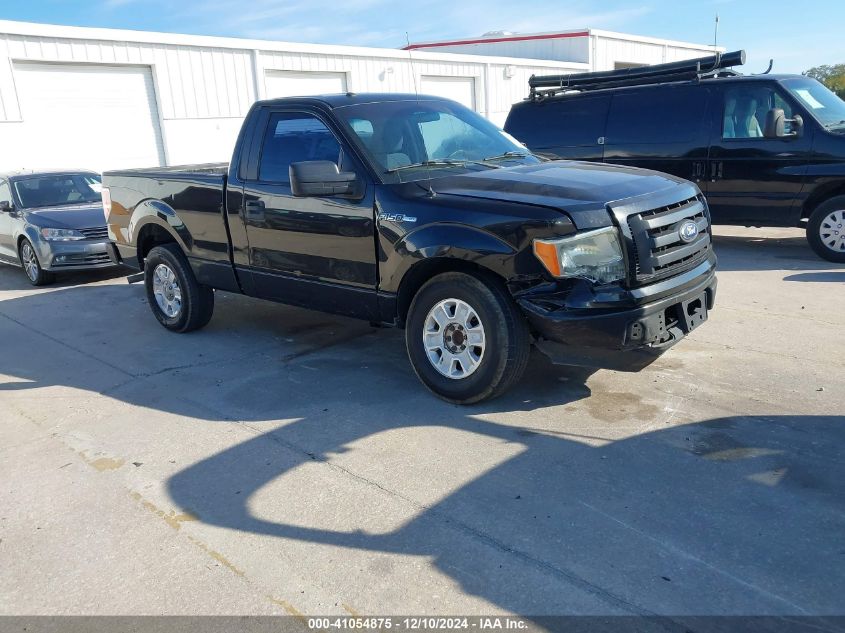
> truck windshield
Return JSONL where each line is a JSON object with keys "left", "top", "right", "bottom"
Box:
{"left": 14, "top": 174, "right": 102, "bottom": 208}
{"left": 335, "top": 99, "right": 539, "bottom": 182}
{"left": 782, "top": 77, "right": 845, "bottom": 133}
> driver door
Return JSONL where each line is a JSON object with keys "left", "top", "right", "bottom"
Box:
{"left": 239, "top": 109, "right": 379, "bottom": 320}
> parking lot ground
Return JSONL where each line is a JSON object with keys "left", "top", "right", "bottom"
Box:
{"left": 0, "top": 226, "right": 843, "bottom": 617}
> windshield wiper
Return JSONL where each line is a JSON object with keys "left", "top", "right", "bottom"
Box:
{"left": 482, "top": 151, "right": 530, "bottom": 162}
{"left": 386, "top": 159, "right": 497, "bottom": 173}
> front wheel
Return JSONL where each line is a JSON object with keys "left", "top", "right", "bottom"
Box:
{"left": 807, "top": 196, "right": 845, "bottom": 263}
{"left": 144, "top": 244, "right": 214, "bottom": 332}
{"left": 405, "top": 271, "right": 530, "bottom": 404}
{"left": 19, "top": 239, "right": 55, "bottom": 286}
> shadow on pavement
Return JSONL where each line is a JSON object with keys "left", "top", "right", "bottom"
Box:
{"left": 166, "top": 399, "right": 845, "bottom": 616}
{"left": 711, "top": 232, "right": 842, "bottom": 273}
{"left": 0, "top": 270, "right": 843, "bottom": 617}
{"left": 0, "top": 263, "right": 131, "bottom": 291}
{"left": 783, "top": 271, "right": 845, "bottom": 283}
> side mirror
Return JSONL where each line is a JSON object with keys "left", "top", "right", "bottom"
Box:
{"left": 290, "top": 161, "right": 360, "bottom": 198}
{"left": 764, "top": 108, "right": 804, "bottom": 139}
{"left": 0, "top": 200, "right": 13, "bottom": 213}
{"left": 763, "top": 108, "right": 785, "bottom": 138}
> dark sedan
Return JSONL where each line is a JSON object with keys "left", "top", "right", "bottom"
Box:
{"left": 0, "top": 170, "right": 115, "bottom": 285}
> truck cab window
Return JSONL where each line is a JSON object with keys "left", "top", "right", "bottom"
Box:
{"left": 723, "top": 87, "right": 793, "bottom": 139}
{"left": 258, "top": 113, "right": 341, "bottom": 183}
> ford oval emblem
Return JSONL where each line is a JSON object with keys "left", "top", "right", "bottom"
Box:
{"left": 678, "top": 219, "right": 699, "bottom": 243}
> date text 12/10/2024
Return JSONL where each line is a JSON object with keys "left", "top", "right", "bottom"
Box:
{"left": 306, "top": 618, "right": 529, "bottom": 630}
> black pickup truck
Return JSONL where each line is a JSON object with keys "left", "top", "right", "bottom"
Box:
{"left": 103, "top": 94, "right": 717, "bottom": 403}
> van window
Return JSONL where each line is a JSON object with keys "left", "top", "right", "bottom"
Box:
{"left": 506, "top": 95, "right": 610, "bottom": 148}
{"left": 258, "top": 112, "right": 341, "bottom": 183}
{"left": 723, "top": 86, "right": 794, "bottom": 139}
{"left": 606, "top": 86, "right": 706, "bottom": 144}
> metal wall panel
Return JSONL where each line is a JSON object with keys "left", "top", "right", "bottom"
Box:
{"left": 0, "top": 21, "right": 605, "bottom": 166}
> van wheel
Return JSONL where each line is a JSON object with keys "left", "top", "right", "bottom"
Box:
{"left": 144, "top": 244, "right": 214, "bottom": 332}
{"left": 807, "top": 196, "right": 845, "bottom": 263}
{"left": 19, "top": 239, "right": 55, "bottom": 286}
{"left": 405, "top": 271, "right": 530, "bottom": 404}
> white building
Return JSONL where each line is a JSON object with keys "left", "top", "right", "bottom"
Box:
{"left": 405, "top": 29, "right": 722, "bottom": 71}
{"left": 0, "top": 20, "right": 717, "bottom": 172}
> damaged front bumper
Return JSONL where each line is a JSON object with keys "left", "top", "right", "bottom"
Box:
{"left": 518, "top": 257, "right": 717, "bottom": 371}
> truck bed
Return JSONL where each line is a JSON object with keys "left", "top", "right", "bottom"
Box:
{"left": 103, "top": 163, "right": 233, "bottom": 281}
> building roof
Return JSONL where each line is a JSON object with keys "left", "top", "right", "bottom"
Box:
{"left": 0, "top": 19, "right": 586, "bottom": 70}
{"left": 406, "top": 29, "right": 721, "bottom": 53}
{"left": 404, "top": 30, "right": 590, "bottom": 50}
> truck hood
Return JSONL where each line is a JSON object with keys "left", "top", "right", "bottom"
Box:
{"left": 428, "top": 161, "right": 698, "bottom": 229}
{"left": 26, "top": 203, "right": 106, "bottom": 229}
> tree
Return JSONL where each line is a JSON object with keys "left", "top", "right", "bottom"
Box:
{"left": 803, "top": 64, "right": 845, "bottom": 99}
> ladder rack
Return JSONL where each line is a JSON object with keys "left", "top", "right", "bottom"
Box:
{"left": 528, "top": 50, "right": 746, "bottom": 99}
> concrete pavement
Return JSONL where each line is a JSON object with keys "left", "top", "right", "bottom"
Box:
{"left": 0, "top": 226, "right": 843, "bottom": 616}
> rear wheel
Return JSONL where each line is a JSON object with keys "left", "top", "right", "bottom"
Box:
{"left": 807, "top": 196, "right": 845, "bottom": 263}
{"left": 144, "top": 244, "right": 214, "bottom": 332}
{"left": 19, "top": 239, "right": 55, "bottom": 286}
{"left": 405, "top": 271, "right": 530, "bottom": 404}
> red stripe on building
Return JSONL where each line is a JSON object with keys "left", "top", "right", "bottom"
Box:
{"left": 402, "top": 31, "right": 590, "bottom": 50}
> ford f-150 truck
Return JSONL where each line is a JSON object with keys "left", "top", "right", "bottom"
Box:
{"left": 102, "top": 93, "right": 717, "bottom": 404}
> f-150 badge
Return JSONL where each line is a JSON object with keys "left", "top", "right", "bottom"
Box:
{"left": 378, "top": 212, "right": 417, "bottom": 223}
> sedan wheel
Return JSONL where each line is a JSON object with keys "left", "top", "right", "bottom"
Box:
{"left": 21, "top": 242, "right": 39, "bottom": 282}
{"left": 18, "top": 239, "right": 54, "bottom": 286}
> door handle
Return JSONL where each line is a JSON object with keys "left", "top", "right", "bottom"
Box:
{"left": 708, "top": 161, "right": 723, "bottom": 182}
{"left": 244, "top": 200, "right": 265, "bottom": 221}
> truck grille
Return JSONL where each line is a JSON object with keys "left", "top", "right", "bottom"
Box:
{"left": 624, "top": 194, "right": 711, "bottom": 285}
{"left": 78, "top": 226, "right": 109, "bottom": 240}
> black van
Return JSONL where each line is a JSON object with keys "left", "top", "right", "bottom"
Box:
{"left": 504, "top": 51, "right": 845, "bottom": 262}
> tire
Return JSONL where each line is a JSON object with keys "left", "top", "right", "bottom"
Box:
{"left": 807, "top": 196, "right": 845, "bottom": 263}
{"left": 144, "top": 244, "right": 214, "bottom": 333}
{"left": 19, "top": 239, "right": 55, "bottom": 286}
{"left": 405, "top": 271, "right": 531, "bottom": 405}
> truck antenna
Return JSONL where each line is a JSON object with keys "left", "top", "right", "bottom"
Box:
{"left": 406, "top": 31, "right": 436, "bottom": 198}
{"left": 713, "top": 13, "right": 720, "bottom": 51}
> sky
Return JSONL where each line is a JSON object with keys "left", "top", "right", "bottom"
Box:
{"left": 2, "top": 0, "right": 843, "bottom": 74}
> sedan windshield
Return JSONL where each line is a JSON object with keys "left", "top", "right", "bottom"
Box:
{"left": 782, "top": 77, "right": 845, "bottom": 132}
{"left": 335, "top": 99, "right": 539, "bottom": 182}
{"left": 13, "top": 174, "right": 102, "bottom": 208}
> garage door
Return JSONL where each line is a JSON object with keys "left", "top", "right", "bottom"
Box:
{"left": 13, "top": 62, "right": 165, "bottom": 171}
{"left": 264, "top": 71, "right": 347, "bottom": 99}
{"left": 420, "top": 76, "right": 476, "bottom": 110}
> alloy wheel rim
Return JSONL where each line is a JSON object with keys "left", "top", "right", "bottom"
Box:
{"left": 819, "top": 209, "right": 845, "bottom": 253}
{"left": 423, "top": 298, "right": 486, "bottom": 379}
{"left": 21, "top": 243, "right": 38, "bottom": 281}
{"left": 152, "top": 264, "right": 182, "bottom": 318}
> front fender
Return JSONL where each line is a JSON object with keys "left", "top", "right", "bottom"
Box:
{"left": 129, "top": 199, "right": 193, "bottom": 254}
{"left": 381, "top": 223, "right": 518, "bottom": 293}
{"left": 18, "top": 223, "right": 45, "bottom": 260}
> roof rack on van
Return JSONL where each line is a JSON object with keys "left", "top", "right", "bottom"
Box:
{"left": 528, "top": 50, "right": 746, "bottom": 100}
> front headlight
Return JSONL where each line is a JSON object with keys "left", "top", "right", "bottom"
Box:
{"left": 533, "top": 226, "right": 626, "bottom": 284}
{"left": 40, "top": 228, "right": 86, "bottom": 241}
